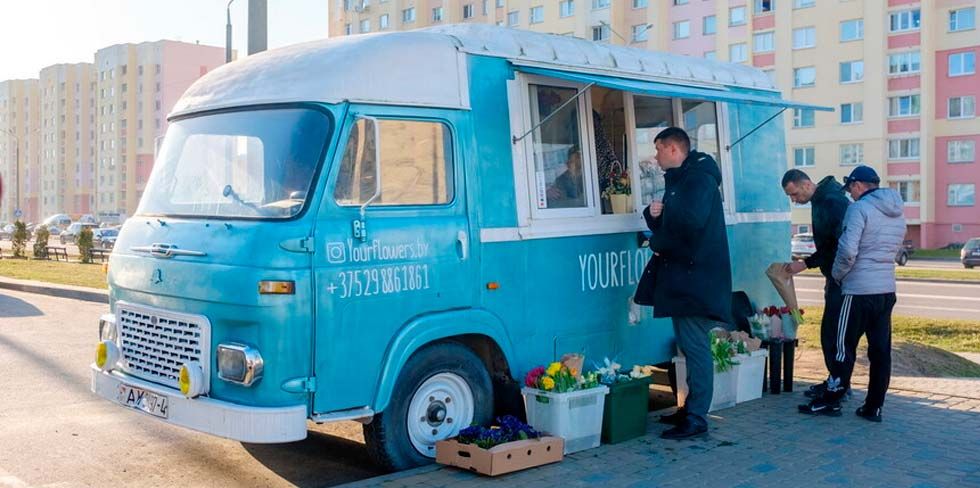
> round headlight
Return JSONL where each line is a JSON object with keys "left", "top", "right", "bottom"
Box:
{"left": 179, "top": 361, "right": 206, "bottom": 398}
{"left": 95, "top": 340, "right": 120, "bottom": 371}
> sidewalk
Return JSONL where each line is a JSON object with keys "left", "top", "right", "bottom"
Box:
{"left": 344, "top": 379, "right": 980, "bottom": 488}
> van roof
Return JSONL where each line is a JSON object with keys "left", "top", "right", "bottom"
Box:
{"left": 172, "top": 24, "right": 776, "bottom": 117}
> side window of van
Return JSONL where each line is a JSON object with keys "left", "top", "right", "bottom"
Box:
{"left": 334, "top": 118, "right": 454, "bottom": 206}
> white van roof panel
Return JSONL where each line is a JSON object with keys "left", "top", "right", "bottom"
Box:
{"left": 171, "top": 24, "right": 775, "bottom": 117}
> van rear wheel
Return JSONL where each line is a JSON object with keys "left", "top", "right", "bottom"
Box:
{"left": 363, "top": 341, "right": 493, "bottom": 472}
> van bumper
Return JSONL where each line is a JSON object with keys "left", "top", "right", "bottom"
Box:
{"left": 91, "top": 365, "right": 308, "bottom": 443}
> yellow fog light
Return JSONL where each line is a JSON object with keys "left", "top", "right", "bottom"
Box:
{"left": 95, "top": 340, "right": 120, "bottom": 371}
{"left": 178, "top": 361, "right": 206, "bottom": 398}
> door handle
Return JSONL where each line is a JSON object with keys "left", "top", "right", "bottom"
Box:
{"left": 456, "top": 230, "right": 469, "bottom": 261}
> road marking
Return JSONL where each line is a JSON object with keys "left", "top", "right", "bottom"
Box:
{"left": 798, "top": 290, "right": 980, "bottom": 302}
{"left": 799, "top": 299, "right": 980, "bottom": 314}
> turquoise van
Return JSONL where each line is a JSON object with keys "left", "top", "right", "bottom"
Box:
{"left": 91, "top": 25, "right": 828, "bottom": 470}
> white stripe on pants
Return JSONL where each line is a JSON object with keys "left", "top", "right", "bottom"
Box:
{"left": 836, "top": 294, "right": 853, "bottom": 362}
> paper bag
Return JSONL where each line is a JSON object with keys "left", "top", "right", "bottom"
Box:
{"left": 765, "top": 263, "right": 803, "bottom": 324}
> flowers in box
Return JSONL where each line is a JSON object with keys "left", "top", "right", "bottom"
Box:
{"left": 594, "top": 357, "right": 653, "bottom": 385}
{"left": 457, "top": 415, "right": 540, "bottom": 450}
{"left": 524, "top": 355, "right": 600, "bottom": 393}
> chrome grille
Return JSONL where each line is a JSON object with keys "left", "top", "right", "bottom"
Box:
{"left": 116, "top": 302, "right": 211, "bottom": 390}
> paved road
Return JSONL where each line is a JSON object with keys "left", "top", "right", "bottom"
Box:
{"left": 0, "top": 289, "right": 384, "bottom": 488}
{"left": 796, "top": 275, "right": 980, "bottom": 320}
{"left": 903, "top": 258, "right": 968, "bottom": 270}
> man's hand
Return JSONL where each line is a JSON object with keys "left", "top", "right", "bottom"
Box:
{"left": 784, "top": 261, "right": 807, "bottom": 274}
{"left": 648, "top": 201, "right": 664, "bottom": 218}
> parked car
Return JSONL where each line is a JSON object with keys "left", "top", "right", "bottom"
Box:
{"left": 895, "top": 240, "right": 914, "bottom": 266}
{"left": 42, "top": 213, "right": 72, "bottom": 230}
{"left": 962, "top": 238, "right": 980, "bottom": 269}
{"left": 791, "top": 233, "right": 816, "bottom": 259}
{"left": 0, "top": 223, "right": 14, "bottom": 241}
{"left": 93, "top": 228, "right": 119, "bottom": 249}
{"left": 59, "top": 222, "right": 99, "bottom": 245}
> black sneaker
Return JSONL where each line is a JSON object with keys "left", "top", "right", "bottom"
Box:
{"left": 804, "top": 382, "right": 828, "bottom": 399}
{"left": 658, "top": 408, "right": 687, "bottom": 426}
{"left": 856, "top": 404, "right": 882, "bottom": 423}
{"left": 798, "top": 397, "right": 843, "bottom": 416}
{"left": 661, "top": 416, "right": 708, "bottom": 440}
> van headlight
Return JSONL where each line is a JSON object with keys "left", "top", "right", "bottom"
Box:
{"left": 179, "top": 361, "right": 206, "bottom": 398}
{"left": 216, "top": 343, "right": 264, "bottom": 386}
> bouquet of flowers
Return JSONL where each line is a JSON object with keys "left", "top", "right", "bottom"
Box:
{"left": 456, "top": 415, "right": 540, "bottom": 450}
{"left": 594, "top": 357, "right": 653, "bottom": 385}
{"left": 525, "top": 360, "right": 599, "bottom": 393}
{"left": 601, "top": 167, "right": 632, "bottom": 199}
{"left": 748, "top": 312, "right": 770, "bottom": 340}
{"left": 758, "top": 305, "right": 804, "bottom": 340}
{"left": 710, "top": 330, "right": 741, "bottom": 372}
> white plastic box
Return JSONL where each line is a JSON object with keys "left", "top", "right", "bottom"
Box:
{"left": 734, "top": 350, "right": 768, "bottom": 404}
{"left": 521, "top": 386, "right": 609, "bottom": 454}
{"left": 672, "top": 356, "right": 737, "bottom": 412}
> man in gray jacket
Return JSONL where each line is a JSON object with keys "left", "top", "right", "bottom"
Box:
{"left": 799, "top": 166, "right": 906, "bottom": 421}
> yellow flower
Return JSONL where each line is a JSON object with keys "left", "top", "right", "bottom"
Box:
{"left": 541, "top": 377, "right": 555, "bottom": 390}
{"left": 546, "top": 362, "right": 562, "bottom": 377}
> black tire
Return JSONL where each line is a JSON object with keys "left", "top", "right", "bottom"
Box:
{"left": 363, "top": 341, "right": 493, "bottom": 472}
{"left": 896, "top": 252, "right": 908, "bottom": 266}
{"left": 967, "top": 264, "right": 975, "bottom": 269}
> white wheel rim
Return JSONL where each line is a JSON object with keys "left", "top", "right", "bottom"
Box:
{"left": 406, "top": 372, "right": 474, "bottom": 458}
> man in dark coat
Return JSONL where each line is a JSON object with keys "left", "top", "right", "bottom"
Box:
{"left": 782, "top": 170, "right": 851, "bottom": 399}
{"left": 637, "top": 127, "right": 732, "bottom": 439}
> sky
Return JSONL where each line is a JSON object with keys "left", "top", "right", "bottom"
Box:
{"left": 0, "top": 0, "right": 329, "bottom": 81}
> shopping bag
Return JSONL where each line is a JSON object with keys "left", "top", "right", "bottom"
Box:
{"left": 765, "top": 263, "right": 803, "bottom": 325}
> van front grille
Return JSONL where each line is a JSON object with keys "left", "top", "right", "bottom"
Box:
{"left": 116, "top": 302, "right": 211, "bottom": 390}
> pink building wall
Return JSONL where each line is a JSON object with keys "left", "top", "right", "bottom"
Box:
{"left": 753, "top": 53, "right": 775, "bottom": 67}
{"left": 934, "top": 46, "right": 980, "bottom": 120}
{"left": 888, "top": 75, "right": 920, "bottom": 91}
{"left": 929, "top": 134, "right": 980, "bottom": 247}
{"left": 887, "top": 162, "right": 921, "bottom": 176}
{"left": 888, "top": 118, "right": 920, "bottom": 133}
{"left": 888, "top": 33, "right": 920, "bottom": 50}
{"left": 667, "top": 0, "right": 717, "bottom": 57}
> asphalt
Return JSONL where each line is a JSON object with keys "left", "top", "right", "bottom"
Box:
{"left": 796, "top": 275, "right": 980, "bottom": 320}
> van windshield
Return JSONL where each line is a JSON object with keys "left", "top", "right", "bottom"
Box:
{"left": 138, "top": 107, "right": 331, "bottom": 219}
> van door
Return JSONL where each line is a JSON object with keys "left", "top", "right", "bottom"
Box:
{"left": 312, "top": 108, "right": 474, "bottom": 414}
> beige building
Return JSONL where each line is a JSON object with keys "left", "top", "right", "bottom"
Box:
{"left": 38, "top": 63, "right": 97, "bottom": 219}
{"left": 0, "top": 79, "right": 41, "bottom": 223}
{"left": 330, "top": 0, "right": 980, "bottom": 248}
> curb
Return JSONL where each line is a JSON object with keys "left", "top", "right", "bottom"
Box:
{"left": 0, "top": 277, "right": 108, "bottom": 304}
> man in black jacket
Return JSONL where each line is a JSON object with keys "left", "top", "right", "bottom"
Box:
{"left": 782, "top": 170, "right": 850, "bottom": 398}
{"left": 637, "top": 127, "right": 732, "bottom": 440}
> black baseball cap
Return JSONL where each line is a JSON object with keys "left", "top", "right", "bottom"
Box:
{"left": 842, "top": 165, "right": 880, "bottom": 190}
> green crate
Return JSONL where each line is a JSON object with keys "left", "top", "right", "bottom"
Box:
{"left": 600, "top": 376, "right": 653, "bottom": 444}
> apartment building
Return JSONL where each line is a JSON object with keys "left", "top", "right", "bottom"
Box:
{"left": 93, "top": 40, "right": 225, "bottom": 222}
{"left": 38, "top": 63, "right": 97, "bottom": 219}
{"left": 0, "top": 79, "right": 41, "bottom": 223}
{"left": 329, "top": 0, "right": 980, "bottom": 248}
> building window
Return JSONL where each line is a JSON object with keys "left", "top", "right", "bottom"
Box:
{"left": 753, "top": 32, "right": 774, "bottom": 52}
{"left": 344, "top": 23, "right": 352, "bottom": 35}
{"left": 754, "top": 0, "right": 774, "bottom": 14}
{"left": 529, "top": 6, "right": 543, "bottom": 23}
{"left": 675, "top": 0, "right": 689, "bottom": 4}
{"left": 497, "top": 0, "right": 504, "bottom": 7}
{"left": 794, "top": 147, "right": 815, "bottom": 167}
{"left": 673, "top": 20, "right": 690, "bottom": 39}
{"left": 633, "top": 0, "right": 648, "bottom": 7}
{"left": 593, "top": 24, "right": 610, "bottom": 41}
{"left": 463, "top": 4, "right": 474, "bottom": 19}
{"left": 793, "top": 108, "right": 815, "bottom": 128}
{"left": 794, "top": 0, "right": 814, "bottom": 8}
{"left": 889, "top": 9, "right": 921, "bottom": 33}
{"left": 729, "top": 43, "right": 748, "bottom": 63}
{"left": 379, "top": 14, "right": 389, "bottom": 29}
{"left": 889, "top": 180, "right": 920, "bottom": 204}
{"left": 948, "top": 52, "right": 976, "bottom": 77}
{"left": 839, "top": 61, "right": 864, "bottom": 83}
{"left": 592, "top": 0, "right": 610, "bottom": 9}
{"left": 948, "top": 96, "right": 976, "bottom": 119}
{"left": 840, "top": 143, "right": 864, "bottom": 166}
{"left": 483, "top": 0, "right": 489, "bottom": 15}
{"left": 792, "top": 27, "right": 816, "bottom": 49}
{"left": 793, "top": 67, "right": 816, "bottom": 88}
{"left": 949, "top": 140, "right": 976, "bottom": 163}
{"left": 840, "top": 103, "right": 863, "bottom": 124}
{"left": 840, "top": 19, "right": 864, "bottom": 41}
{"left": 360, "top": 19, "right": 370, "bottom": 33}
{"left": 402, "top": 7, "right": 416, "bottom": 23}
{"left": 948, "top": 184, "right": 976, "bottom": 206}
{"left": 888, "top": 95, "right": 920, "bottom": 117}
{"left": 730, "top": 6, "right": 746, "bottom": 26}
{"left": 703, "top": 15, "right": 717, "bottom": 35}
{"left": 949, "top": 7, "right": 976, "bottom": 32}
{"left": 508, "top": 10, "right": 519, "bottom": 26}
{"left": 704, "top": 51, "right": 716, "bottom": 60}
{"left": 888, "top": 138, "right": 920, "bottom": 160}
{"left": 560, "top": 0, "right": 575, "bottom": 17}
{"left": 888, "top": 51, "right": 921, "bottom": 75}
{"left": 432, "top": 7, "right": 443, "bottom": 21}
{"left": 632, "top": 24, "right": 650, "bottom": 42}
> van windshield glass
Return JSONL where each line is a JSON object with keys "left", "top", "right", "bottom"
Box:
{"left": 138, "top": 108, "right": 330, "bottom": 219}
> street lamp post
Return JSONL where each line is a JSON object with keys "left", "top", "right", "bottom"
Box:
{"left": 3, "top": 128, "right": 22, "bottom": 221}
{"left": 226, "top": 0, "right": 236, "bottom": 63}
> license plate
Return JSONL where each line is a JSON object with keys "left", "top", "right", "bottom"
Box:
{"left": 972, "top": 251, "right": 980, "bottom": 256}
{"left": 117, "top": 384, "right": 169, "bottom": 419}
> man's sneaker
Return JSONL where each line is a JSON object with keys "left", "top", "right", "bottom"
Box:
{"left": 804, "top": 382, "right": 828, "bottom": 399}
{"left": 798, "top": 397, "right": 843, "bottom": 416}
{"left": 661, "top": 416, "right": 708, "bottom": 440}
{"left": 856, "top": 404, "right": 882, "bottom": 423}
{"left": 658, "top": 408, "right": 687, "bottom": 426}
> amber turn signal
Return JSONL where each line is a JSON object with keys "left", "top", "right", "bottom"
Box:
{"left": 486, "top": 282, "right": 500, "bottom": 290}
{"left": 259, "top": 280, "right": 296, "bottom": 295}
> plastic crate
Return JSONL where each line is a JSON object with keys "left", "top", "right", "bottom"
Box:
{"left": 672, "top": 356, "right": 736, "bottom": 412}
{"left": 735, "top": 350, "right": 768, "bottom": 403}
{"left": 601, "top": 376, "right": 653, "bottom": 444}
{"left": 521, "top": 386, "right": 609, "bottom": 454}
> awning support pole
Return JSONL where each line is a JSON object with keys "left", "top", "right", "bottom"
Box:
{"left": 725, "top": 107, "right": 787, "bottom": 152}
{"left": 513, "top": 82, "right": 596, "bottom": 145}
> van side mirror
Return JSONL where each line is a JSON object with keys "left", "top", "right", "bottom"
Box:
{"left": 354, "top": 116, "right": 382, "bottom": 242}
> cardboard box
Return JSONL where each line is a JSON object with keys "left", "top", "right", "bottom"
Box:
{"left": 435, "top": 436, "right": 563, "bottom": 476}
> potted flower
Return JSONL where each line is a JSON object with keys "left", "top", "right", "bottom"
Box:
{"left": 672, "top": 331, "right": 738, "bottom": 412}
{"left": 522, "top": 358, "right": 609, "bottom": 454}
{"left": 601, "top": 165, "right": 633, "bottom": 214}
{"left": 595, "top": 358, "right": 653, "bottom": 444}
{"left": 727, "top": 331, "right": 768, "bottom": 403}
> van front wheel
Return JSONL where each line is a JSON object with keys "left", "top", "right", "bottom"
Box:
{"left": 363, "top": 341, "right": 493, "bottom": 472}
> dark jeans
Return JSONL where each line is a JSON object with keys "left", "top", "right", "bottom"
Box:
{"left": 673, "top": 315, "right": 728, "bottom": 421}
{"left": 827, "top": 293, "right": 897, "bottom": 409}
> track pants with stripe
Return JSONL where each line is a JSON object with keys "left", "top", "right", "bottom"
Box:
{"left": 827, "top": 292, "right": 897, "bottom": 409}
{"left": 819, "top": 279, "right": 845, "bottom": 373}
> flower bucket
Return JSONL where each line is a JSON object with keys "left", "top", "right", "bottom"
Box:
{"left": 610, "top": 193, "right": 633, "bottom": 214}
{"left": 600, "top": 376, "right": 652, "bottom": 444}
{"left": 522, "top": 386, "right": 609, "bottom": 454}
{"left": 672, "top": 356, "right": 737, "bottom": 412}
{"left": 734, "top": 350, "right": 768, "bottom": 403}
{"left": 781, "top": 314, "right": 799, "bottom": 340}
